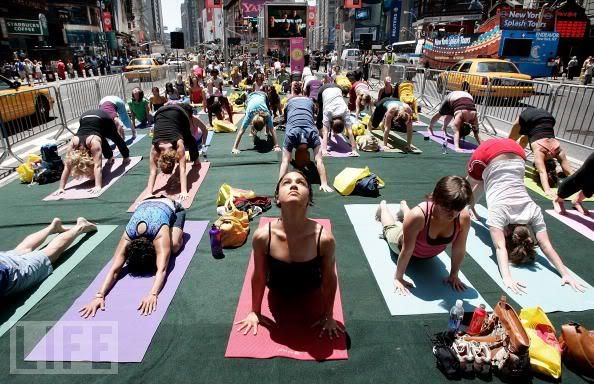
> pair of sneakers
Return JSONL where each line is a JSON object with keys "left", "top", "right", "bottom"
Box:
{"left": 453, "top": 338, "right": 492, "bottom": 376}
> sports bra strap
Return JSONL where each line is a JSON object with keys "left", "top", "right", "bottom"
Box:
{"left": 317, "top": 225, "right": 324, "bottom": 257}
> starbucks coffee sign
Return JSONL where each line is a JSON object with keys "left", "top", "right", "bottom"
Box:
{"left": 6, "top": 19, "right": 42, "bottom": 35}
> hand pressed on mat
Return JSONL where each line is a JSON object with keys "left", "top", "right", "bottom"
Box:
{"left": 312, "top": 316, "right": 345, "bottom": 339}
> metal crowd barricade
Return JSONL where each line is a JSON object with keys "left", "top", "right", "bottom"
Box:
{"left": 97, "top": 74, "right": 126, "bottom": 101}
{"left": 368, "top": 63, "right": 383, "bottom": 89}
{"left": 344, "top": 59, "right": 361, "bottom": 72}
{"left": 548, "top": 84, "right": 594, "bottom": 149}
{"left": 481, "top": 78, "right": 553, "bottom": 135}
{"left": 0, "top": 84, "right": 67, "bottom": 166}
{"left": 57, "top": 78, "right": 101, "bottom": 127}
{"left": 418, "top": 69, "right": 447, "bottom": 110}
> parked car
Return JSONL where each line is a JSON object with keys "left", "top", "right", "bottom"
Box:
{"left": 0, "top": 75, "right": 54, "bottom": 123}
{"left": 436, "top": 58, "right": 533, "bottom": 101}
{"left": 123, "top": 58, "right": 164, "bottom": 82}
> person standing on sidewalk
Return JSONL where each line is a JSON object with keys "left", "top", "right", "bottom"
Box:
{"left": 567, "top": 56, "right": 579, "bottom": 80}
{"left": 581, "top": 56, "right": 593, "bottom": 85}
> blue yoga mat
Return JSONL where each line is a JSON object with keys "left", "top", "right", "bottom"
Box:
{"left": 345, "top": 204, "right": 491, "bottom": 316}
{"left": 466, "top": 204, "right": 594, "bottom": 312}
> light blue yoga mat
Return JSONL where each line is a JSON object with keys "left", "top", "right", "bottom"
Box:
{"left": 0, "top": 225, "right": 117, "bottom": 338}
{"left": 345, "top": 204, "right": 491, "bottom": 316}
{"left": 466, "top": 204, "right": 594, "bottom": 312}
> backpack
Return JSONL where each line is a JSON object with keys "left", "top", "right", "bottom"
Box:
{"left": 356, "top": 134, "right": 379, "bottom": 152}
{"left": 34, "top": 144, "right": 63, "bottom": 184}
{"left": 353, "top": 174, "right": 381, "bottom": 197}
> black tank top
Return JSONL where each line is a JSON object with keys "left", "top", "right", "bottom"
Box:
{"left": 152, "top": 105, "right": 189, "bottom": 150}
{"left": 266, "top": 221, "right": 323, "bottom": 295}
{"left": 76, "top": 109, "right": 114, "bottom": 146}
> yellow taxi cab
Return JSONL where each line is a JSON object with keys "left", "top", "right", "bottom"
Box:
{"left": 0, "top": 75, "right": 54, "bottom": 123}
{"left": 437, "top": 58, "right": 534, "bottom": 100}
{"left": 123, "top": 57, "right": 164, "bottom": 82}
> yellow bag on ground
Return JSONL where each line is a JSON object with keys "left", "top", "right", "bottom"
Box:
{"left": 352, "top": 122, "right": 366, "bottom": 137}
{"left": 16, "top": 154, "right": 42, "bottom": 183}
{"left": 333, "top": 167, "right": 384, "bottom": 196}
{"left": 361, "top": 115, "right": 371, "bottom": 126}
{"left": 216, "top": 183, "right": 256, "bottom": 206}
{"left": 214, "top": 199, "right": 250, "bottom": 248}
{"left": 212, "top": 119, "right": 237, "bottom": 133}
{"left": 335, "top": 76, "right": 352, "bottom": 93}
{"left": 519, "top": 307, "right": 562, "bottom": 379}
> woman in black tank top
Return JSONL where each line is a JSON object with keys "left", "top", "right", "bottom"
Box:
{"left": 55, "top": 109, "right": 131, "bottom": 196}
{"left": 235, "top": 171, "right": 345, "bottom": 339}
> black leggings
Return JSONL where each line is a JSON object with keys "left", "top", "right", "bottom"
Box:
{"left": 557, "top": 152, "right": 594, "bottom": 198}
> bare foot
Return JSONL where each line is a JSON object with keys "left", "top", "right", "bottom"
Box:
{"left": 76, "top": 217, "right": 98, "bottom": 233}
{"left": 398, "top": 200, "right": 409, "bottom": 222}
{"left": 573, "top": 201, "right": 590, "bottom": 216}
{"left": 49, "top": 218, "right": 66, "bottom": 234}
{"left": 375, "top": 200, "right": 387, "bottom": 222}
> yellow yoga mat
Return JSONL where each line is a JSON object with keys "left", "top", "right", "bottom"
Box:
{"left": 524, "top": 167, "right": 594, "bottom": 202}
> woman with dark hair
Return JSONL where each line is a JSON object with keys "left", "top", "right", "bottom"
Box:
{"left": 165, "top": 82, "right": 180, "bottom": 101}
{"left": 203, "top": 80, "right": 233, "bottom": 125}
{"left": 376, "top": 176, "right": 473, "bottom": 295}
{"left": 428, "top": 90, "right": 480, "bottom": 152}
{"left": 508, "top": 108, "right": 574, "bottom": 213}
{"left": 79, "top": 197, "right": 186, "bottom": 317}
{"left": 467, "top": 138, "right": 585, "bottom": 294}
{"left": 369, "top": 97, "right": 414, "bottom": 152}
{"left": 235, "top": 171, "right": 344, "bottom": 338}
{"left": 148, "top": 103, "right": 204, "bottom": 201}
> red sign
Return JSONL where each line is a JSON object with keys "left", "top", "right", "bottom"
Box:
{"left": 102, "top": 11, "right": 112, "bottom": 32}
{"left": 206, "top": 7, "right": 213, "bottom": 21}
{"left": 344, "top": 0, "right": 362, "bottom": 9}
{"left": 555, "top": 20, "right": 587, "bottom": 38}
{"left": 307, "top": 6, "right": 316, "bottom": 27}
{"left": 206, "top": 0, "right": 223, "bottom": 8}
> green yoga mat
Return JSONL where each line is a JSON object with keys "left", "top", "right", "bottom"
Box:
{"left": 0, "top": 225, "right": 117, "bottom": 338}
{"left": 524, "top": 166, "right": 594, "bottom": 202}
{"left": 371, "top": 130, "right": 422, "bottom": 154}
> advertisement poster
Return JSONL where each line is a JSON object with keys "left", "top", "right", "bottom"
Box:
{"left": 420, "top": 0, "right": 487, "bottom": 17}
{"left": 290, "top": 37, "right": 305, "bottom": 73}
{"left": 499, "top": 8, "right": 554, "bottom": 31}
{"left": 308, "top": 6, "right": 316, "bottom": 27}
{"left": 344, "top": 0, "right": 362, "bottom": 9}
{"left": 267, "top": 5, "right": 307, "bottom": 38}
{"left": 102, "top": 11, "right": 112, "bottom": 32}
{"left": 432, "top": 34, "right": 478, "bottom": 48}
{"left": 242, "top": 0, "right": 267, "bottom": 18}
{"left": 389, "top": 2, "right": 401, "bottom": 43}
{"left": 499, "top": 30, "right": 559, "bottom": 77}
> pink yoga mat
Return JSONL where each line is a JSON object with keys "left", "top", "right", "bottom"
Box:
{"left": 225, "top": 217, "right": 348, "bottom": 361}
{"left": 25, "top": 220, "right": 208, "bottom": 363}
{"left": 546, "top": 210, "right": 594, "bottom": 241}
{"left": 128, "top": 162, "right": 210, "bottom": 211}
{"left": 327, "top": 134, "right": 356, "bottom": 157}
{"left": 417, "top": 130, "right": 477, "bottom": 153}
{"left": 44, "top": 156, "right": 142, "bottom": 201}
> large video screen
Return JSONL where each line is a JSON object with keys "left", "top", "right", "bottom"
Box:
{"left": 418, "top": 0, "right": 488, "bottom": 17}
{"left": 266, "top": 4, "right": 307, "bottom": 39}
{"left": 501, "top": 38, "right": 532, "bottom": 57}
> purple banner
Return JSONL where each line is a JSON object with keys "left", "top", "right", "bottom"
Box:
{"left": 290, "top": 37, "right": 305, "bottom": 73}
{"left": 241, "top": 0, "right": 266, "bottom": 18}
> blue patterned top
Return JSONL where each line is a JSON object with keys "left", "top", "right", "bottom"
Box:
{"left": 126, "top": 201, "right": 175, "bottom": 240}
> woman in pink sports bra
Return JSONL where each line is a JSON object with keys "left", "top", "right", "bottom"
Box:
{"left": 375, "top": 176, "right": 473, "bottom": 295}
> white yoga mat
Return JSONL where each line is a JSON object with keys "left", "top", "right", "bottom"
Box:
{"left": 345, "top": 204, "right": 491, "bottom": 316}
{"left": 466, "top": 204, "right": 594, "bottom": 312}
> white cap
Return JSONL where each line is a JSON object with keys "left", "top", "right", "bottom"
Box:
{"left": 456, "top": 299, "right": 463, "bottom": 308}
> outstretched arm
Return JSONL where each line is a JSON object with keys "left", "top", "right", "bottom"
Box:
{"left": 313, "top": 145, "right": 333, "bottom": 192}
{"left": 147, "top": 147, "right": 159, "bottom": 194}
{"left": 138, "top": 228, "right": 172, "bottom": 315}
{"left": 447, "top": 210, "right": 471, "bottom": 291}
{"left": 393, "top": 210, "right": 424, "bottom": 295}
{"left": 490, "top": 227, "right": 526, "bottom": 294}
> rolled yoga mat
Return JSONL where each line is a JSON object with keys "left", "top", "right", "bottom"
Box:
{"left": 25, "top": 220, "right": 208, "bottom": 363}
{"left": 524, "top": 166, "right": 594, "bottom": 202}
{"left": 466, "top": 204, "right": 594, "bottom": 312}
{"left": 345, "top": 204, "right": 490, "bottom": 316}
{"left": 225, "top": 217, "right": 348, "bottom": 361}
{"left": 44, "top": 156, "right": 143, "bottom": 201}
{"left": 128, "top": 162, "right": 210, "bottom": 211}
{"left": 416, "top": 130, "right": 477, "bottom": 153}
{"left": 546, "top": 210, "right": 594, "bottom": 242}
{"left": 0, "top": 225, "right": 117, "bottom": 338}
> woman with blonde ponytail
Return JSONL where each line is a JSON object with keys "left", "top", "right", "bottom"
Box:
{"left": 231, "top": 90, "right": 280, "bottom": 154}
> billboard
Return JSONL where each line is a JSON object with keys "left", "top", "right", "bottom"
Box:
{"left": 266, "top": 4, "right": 307, "bottom": 39}
{"left": 419, "top": 0, "right": 487, "bottom": 17}
{"left": 499, "top": 30, "right": 559, "bottom": 77}
{"left": 433, "top": 34, "right": 479, "bottom": 48}
{"left": 499, "top": 8, "right": 554, "bottom": 31}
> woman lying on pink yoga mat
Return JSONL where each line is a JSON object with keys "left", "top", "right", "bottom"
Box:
{"left": 79, "top": 196, "right": 186, "bottom": 317}
{"left": 235, "top": 171, "right": 345, "bottom": 339}
{"left": 467, "top": 138, "right": 585, "bottom": 294}
{"left": 375, "top": 176, "right": 473, "bottom": 295}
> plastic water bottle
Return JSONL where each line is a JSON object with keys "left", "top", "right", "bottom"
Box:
{"left": 209, "top": 224, "right": 224, "bottom": 259}
{"left": 442, "top": 140, "right": 448, "bottom": 155}
{"left": 447, "top": 300, "right": 464, "bottom": 333}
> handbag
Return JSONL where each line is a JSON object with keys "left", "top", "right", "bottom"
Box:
{"left": 353, "top": 174, "right": 381, "bottom": 197}
{"left": 216, "top": 183, "right": 256, "bottom": 206}
{"left": 519, "top": 307, "right": 562, "bottom": 379}
{"left": 214, "top": 199, "right": 250, "bottom": 248}
{"left": 560, "top": 322, "right": 594, "bottom": 378}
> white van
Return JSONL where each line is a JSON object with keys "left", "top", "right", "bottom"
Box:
{"left": 341, "top": 48, "right": 361, "bottom": 67}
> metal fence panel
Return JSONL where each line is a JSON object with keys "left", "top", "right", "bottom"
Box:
{"left": 549, "top": 84, "right": 594, "bottom": 148}
{"left": 98, "top": 74, "right": 126, "bottom": 101}
{"left": 58, "top": 79, "right": 100, "bottom": 126}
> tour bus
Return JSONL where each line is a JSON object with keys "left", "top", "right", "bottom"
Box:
{"left": 391, "top": 40, "right": 425, "bottom": 65}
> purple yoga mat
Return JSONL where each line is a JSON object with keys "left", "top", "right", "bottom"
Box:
{"left": 417, "top": 130, "right": 477, "bottom": 153}
{"left": 44, "top": 156, "right": 143, "bottom": 201}
{"left": 546, "top": 210, "right": 594, "bottom": 241}
{"left": 25, "top": 221, "right": 208, "bottom": 363}
{"left": 327, "top": 134, "right": 356, "bottom": 157}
